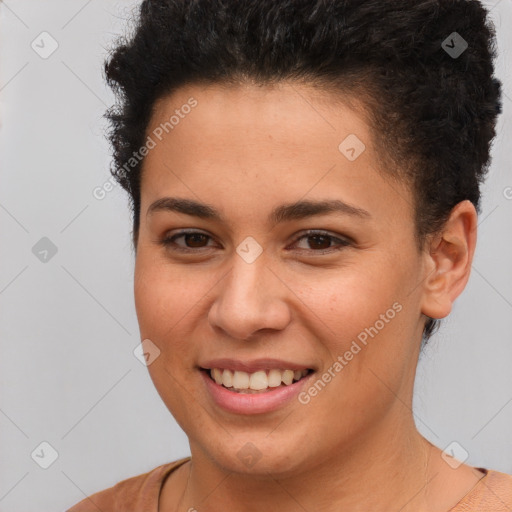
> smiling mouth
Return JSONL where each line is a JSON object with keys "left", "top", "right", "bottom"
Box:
{"left": 200, "top": 367, "right": 313, "bottom": 393}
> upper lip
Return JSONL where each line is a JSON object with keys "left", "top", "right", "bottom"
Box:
{"left": 199, "top": 358, "right": 314, "bottom": 373}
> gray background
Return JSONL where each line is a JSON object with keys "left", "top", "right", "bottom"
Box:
{"left": 0, "top": 1, "right": 510, "bottom": 511}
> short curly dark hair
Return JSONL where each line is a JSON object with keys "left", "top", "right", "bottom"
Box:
{"left": 104, "top": 0, "right": 502, "bottom": 342}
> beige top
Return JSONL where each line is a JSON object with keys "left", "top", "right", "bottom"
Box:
{"left": 67, "top": 457, "right": 512, "bottom": 511}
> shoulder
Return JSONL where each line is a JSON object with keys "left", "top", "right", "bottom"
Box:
{"left": 451, "top": 469, "right": 512, "bottom": 511}
{"left": 66, "top": 457, "right": 191, "bottom": 512}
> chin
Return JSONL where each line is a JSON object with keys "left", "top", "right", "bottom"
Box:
{"left": 194, "top": 429, "right": 317, "bottom": 478}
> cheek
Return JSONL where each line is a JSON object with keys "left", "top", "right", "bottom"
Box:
{"left": 134, "top": 254, "right": 206, "bottom": 339}
{"left": 297, "top": 263, "right": 403, "bottom": 341}
{"left": 294, "top": 257, "right": 416, "bottom": 394}
{"left": 134, "top": 255, "right": 205, "bottom": 421}
{"left": 297, "top": 275, "right": 413, "bottom": 438}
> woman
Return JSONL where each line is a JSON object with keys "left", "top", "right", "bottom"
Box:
{"left": 68, "top": 0, "right": 511, "bottom": 510}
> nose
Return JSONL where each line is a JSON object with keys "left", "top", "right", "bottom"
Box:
{"left": 208, "top": 254, "right": 292, "bottom": 341}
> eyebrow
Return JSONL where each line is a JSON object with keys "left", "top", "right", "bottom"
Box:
{"left": 146, "top": 197, "right": 371, "bottom": 225}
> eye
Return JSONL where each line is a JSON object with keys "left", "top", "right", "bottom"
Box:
{"left": 289, "top": 230, "right": 352, "bottom": 254}
{"left": 159, "top": 230, "right": 216, "bottom": 252}
{"left": 158, "top": 229, "right": 352, "bottom": 254}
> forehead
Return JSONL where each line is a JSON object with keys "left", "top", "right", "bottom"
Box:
{"left": 148, "top": 81, "right": 372, "bottom": 155}
{"left": 140, "top": 82, "right": 412, "bottom": 228}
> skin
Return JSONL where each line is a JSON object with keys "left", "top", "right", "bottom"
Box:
{"left": 133, "top": 81, "right": 482, "bottom": 512}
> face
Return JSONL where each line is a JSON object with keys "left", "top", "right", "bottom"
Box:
{"left": 134, "top": 81, "right": 430, "bottom": 476}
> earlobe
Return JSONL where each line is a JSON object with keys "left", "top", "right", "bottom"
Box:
{"left": 420, "top": 200, "right": 478, "bottom": 320}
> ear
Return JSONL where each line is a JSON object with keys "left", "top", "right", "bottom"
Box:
{"left": 420, "top": 200, "right": 478, "bottom": 320}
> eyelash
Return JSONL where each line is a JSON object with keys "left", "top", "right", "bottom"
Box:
{"left": 158, "top": 229, "right": 352, "bottom": 255}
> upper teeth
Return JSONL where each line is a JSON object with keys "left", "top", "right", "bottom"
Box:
{"left": 210, "top": 368, "right": 309, "bottom": 390}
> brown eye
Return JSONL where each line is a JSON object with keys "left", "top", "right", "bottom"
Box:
{"left": 182, "top": 232, "right": 210, "bottom": 248}
{"left": 305, "top": 234, "right": 332, "bottom": 250}
{"left": 159, "top": 229, "right": 351, "bottom": 255}
{"left": 292, "top": 230, "right": 352, "bottom": 253}
{"left": 160, "top": 230, "right": 215, "bottom": 251}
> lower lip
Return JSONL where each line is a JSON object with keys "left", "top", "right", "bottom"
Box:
{"left": 200, "top": 369, "right": 313, "bottom": 415}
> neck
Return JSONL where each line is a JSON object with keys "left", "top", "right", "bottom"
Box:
{"left": 177, "top": 417, "right": 439, "bottom": 512}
